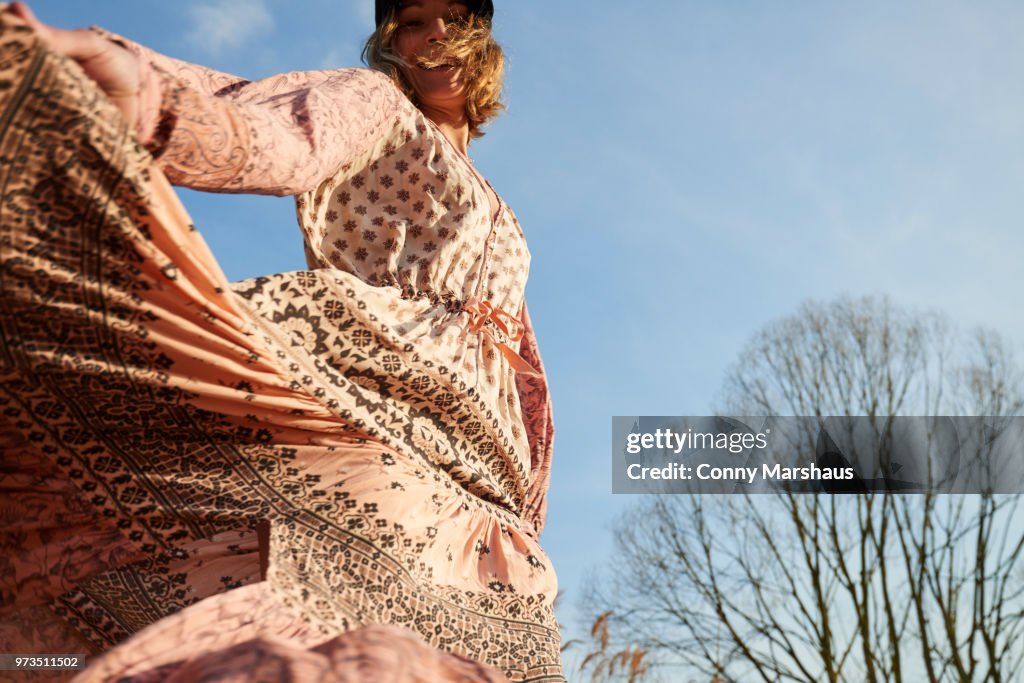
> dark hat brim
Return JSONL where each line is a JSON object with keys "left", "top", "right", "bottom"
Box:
{"left": 374, "top": 0, "right": 494, "bottom": 27}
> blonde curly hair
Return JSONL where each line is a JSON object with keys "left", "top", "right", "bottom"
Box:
{"left": 362, "top": 11, "right": 505, "bottom": 139}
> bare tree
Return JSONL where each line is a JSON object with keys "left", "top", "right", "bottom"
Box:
{"left": 581, "top": 296, "right": 1024, "bottom": 683}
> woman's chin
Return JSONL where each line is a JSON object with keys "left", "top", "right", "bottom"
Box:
{"left": 409, "top": 71, "right": 467, "bottom": 107}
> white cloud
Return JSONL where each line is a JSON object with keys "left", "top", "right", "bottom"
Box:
{"left": 186, "top": 0, "right": 274, "bottom": 56}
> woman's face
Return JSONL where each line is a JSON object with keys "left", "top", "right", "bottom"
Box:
{"left": 393, "top": 0, "right": 472, "bottom": 110}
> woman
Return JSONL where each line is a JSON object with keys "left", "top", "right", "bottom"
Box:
{"left": 0, "top": 1, "right": 561, "bottom": 680}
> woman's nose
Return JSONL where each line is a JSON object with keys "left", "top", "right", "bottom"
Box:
{"left": 425, "top": 16, "right": 449, "bottom": 43}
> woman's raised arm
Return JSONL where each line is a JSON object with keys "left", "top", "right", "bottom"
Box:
{"left": 11, "top": 3, "right": 405, "bottom": 197}
{"left": 143, "top": 66, "right": 404, "bottom": 196}
{"left": 88, "top": 26, "right": 249, "bottom": 98}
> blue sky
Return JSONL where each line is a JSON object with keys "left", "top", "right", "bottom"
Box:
{"left": 39, "top": 0, "right": 1024, "bottom": 675}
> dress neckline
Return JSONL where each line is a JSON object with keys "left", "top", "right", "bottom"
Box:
{"left": 424, "top": 116, "right": 504, "bottom": 227}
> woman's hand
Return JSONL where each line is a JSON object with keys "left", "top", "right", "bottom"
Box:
{"left": 9, "top": 2, "right": 143, "bottom": 129}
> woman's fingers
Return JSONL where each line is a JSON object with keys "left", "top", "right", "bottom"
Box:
{"left": 9, "top": 3, "right": 142, "bottom": 127}
{"left": 9, "top": 2, "right": 51, "bottom": 41}
{"left": 8, "top": 2, "right": 38, "bottom": 24}
{"left": 12, "top": 3, "right": 110, "bottom": 68}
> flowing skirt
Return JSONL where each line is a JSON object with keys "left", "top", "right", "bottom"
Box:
{"left": 0, "top": 9, "right": 563, "bottom": 682}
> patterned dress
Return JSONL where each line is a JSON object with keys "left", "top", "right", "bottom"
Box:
{"left": 0, "top": 8, "right": 562, "bottom": 682}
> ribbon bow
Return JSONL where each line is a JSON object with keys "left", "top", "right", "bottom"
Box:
{"left": 463, "top": 298, "right": 541, "bottom": 377}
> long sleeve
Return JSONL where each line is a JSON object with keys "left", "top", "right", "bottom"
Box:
{"left": 516, "top": 302, "right": 555, "bottom": 538}
{"left": 91, "top": 29, "right": 404, "bottom": 196}
{"left": 90, "top": 27, "right": 249, "bottom": 97}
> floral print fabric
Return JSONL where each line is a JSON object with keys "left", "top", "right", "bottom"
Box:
{"left": 0, "top": 9, "right": 561, "bottom": 682}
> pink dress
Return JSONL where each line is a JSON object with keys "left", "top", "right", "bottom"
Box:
{"left": 0, "top": 8, "right": 562, "bottom": 682}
